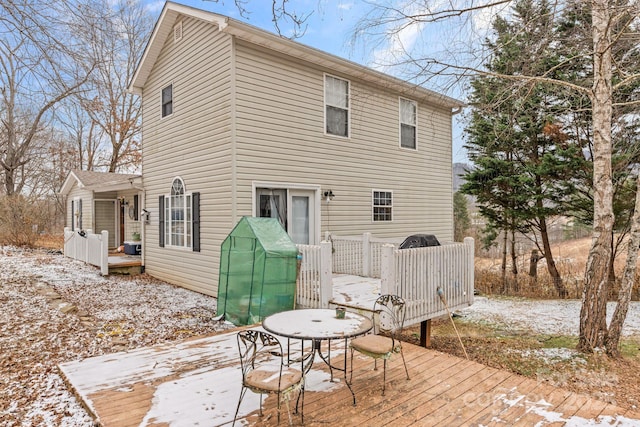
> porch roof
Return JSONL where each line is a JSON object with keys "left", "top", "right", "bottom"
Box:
{"left": 60, "top": 170, "right": 142, "bottom": 195}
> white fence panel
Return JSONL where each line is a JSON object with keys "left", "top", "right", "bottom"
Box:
{"left": 331, "top": 236, "right": 363, "bottom": 276}
{"left": 64, "top": 228, "right": 109, "bottom": 275}
{"left": 296, "top": 241, "right": 332, "bottom": 309}
{"left": 388, "top": 237, "right": 474, "bottom": 327}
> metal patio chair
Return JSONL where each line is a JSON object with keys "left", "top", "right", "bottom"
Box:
{"left": 349, "top": 294, "right": 410, "bottom": 395}
{"left": 233, "top": 330, "right": 305, "bottom": 426}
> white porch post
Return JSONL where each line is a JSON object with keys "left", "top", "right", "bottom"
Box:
{"left": 362, "top": 232, "right": 371, "bottom": 277}
{"left": 100, "top": 230, "right": 109, "bottom": 276}
{"left": 319, "top": 240, "right": 333, "bottom": 308}
{"left": 380, "top": 243, "right": 396, "bottom": 296}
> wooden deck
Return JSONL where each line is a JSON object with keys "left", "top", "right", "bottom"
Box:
{"left": 59, "top": 328, "right": 640, "bottom": 426}
{"left": 107, "top": 254, "right": 142, "bottom": 274}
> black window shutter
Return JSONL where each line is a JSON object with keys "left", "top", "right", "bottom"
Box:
{"left": 159, "top": 195, "right": 165, "bottom": 247}
{"left": 78, "top": 199, "right": 83, "bottom": 229}
{"left": 133, "top": 195, "right": 139, "bottom": 221}
{"left": 71, "top": 200, "right": 75, "bottom": 231}
{"left": 192, "top": 192, "right": 200, "bottom": 252}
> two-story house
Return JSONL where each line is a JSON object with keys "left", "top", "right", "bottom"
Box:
{"left": 126, "top": 2, "right": 464, "bottom": 297}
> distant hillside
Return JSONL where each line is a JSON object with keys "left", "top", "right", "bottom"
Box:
{"left": 453, "top": 162, "right": 472, "bottom": 192}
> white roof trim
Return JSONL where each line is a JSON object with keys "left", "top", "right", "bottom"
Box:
{"left": 59, "top": 172, "right": 143, "bottom": 195}
{"left": 128, "top": 2, "right": 463, "bottom": 109}
{"left": 59, "top": 171, "right": 82, "bottom": 195}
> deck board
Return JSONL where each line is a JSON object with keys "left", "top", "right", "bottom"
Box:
{"left": 59, "top": 329, "right": 640, "bottom": 426}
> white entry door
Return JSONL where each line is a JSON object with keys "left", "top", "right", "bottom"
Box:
{"left": 288, "top": 190, "right": 316, "bottom": 245}
{"left": 255, "top": 187, "right": 317, "bottom": 245}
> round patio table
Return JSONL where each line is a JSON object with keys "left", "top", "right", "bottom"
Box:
{"left": 262, "top": 308, "right": 373, "bottom": 405}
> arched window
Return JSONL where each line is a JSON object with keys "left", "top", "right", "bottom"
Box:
{"left": 165, "top": 177, "right": 192, "bottom": 248}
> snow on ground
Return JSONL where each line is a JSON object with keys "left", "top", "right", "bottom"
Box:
{"left": 460, "top": 296, "right": 640, "bottom": 337}
{"left": 0, "top": 247, "right": 230, "bottom": 426}
{"left": 1, "top": 247, "right": 639, "bottom": 425}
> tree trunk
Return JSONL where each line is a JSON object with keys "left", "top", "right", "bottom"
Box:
{"left": 510, "top": 230, "right": 518, "bottom": 275}
{"left": 608, "top": 233, "right": 616, "bottom": 285}
{"left": 605, "top": 177, "right": 640, "bottom": 357}
{"left": 529, "top": 249, "right": 539, "bottom": 278}
{"left": 510, "top": 230, "right": 519, "bottom": 292}
{"left": 540, "top": 217, "right": 567, "bottom": 297}
{"left": 501, "top": 230, "right": 508, "bottom": 293}
{"left": 579, "top": 0, "right": 615, "bottom": 352}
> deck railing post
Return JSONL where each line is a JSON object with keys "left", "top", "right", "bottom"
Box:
{"left": 380, "top": 244, "right": 396, "bottom": 296}
{"left": 85, "top": 229, "right": 93, "bottom": 263}
{"left": 362, "top": 232, "right": 371, "bottom": 277}
{"left": 464, "top": 237, "right": 475, "bottom": 302}
{"left": 64, "top": 227, "right": 70, "bottom": 257}
{"left": 101, "top": 230, "right": 109, "bottom": 276}
{"left": 319, "top": 240, "right": 332, "bottom": 308}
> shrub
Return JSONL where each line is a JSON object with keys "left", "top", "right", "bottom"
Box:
{"left": 0, "top": 195, "right": 52, "bottom": 247}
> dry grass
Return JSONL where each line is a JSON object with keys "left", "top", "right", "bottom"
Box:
{"left": 475, "top": 237, "right": 640, "bottom": 300}
{"left": 36, "top": 233, "right": 64, "bottom": 250}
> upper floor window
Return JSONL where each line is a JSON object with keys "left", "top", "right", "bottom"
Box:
{"left": 165, "top": 178, "right": 192, "bottom": 248}
{"left": 325, "top": 75, "right": 349, "bottom": 137}
{"left": 162, "top": 84, "right": 173, "bottom": 117}
{"left": 372, "top": 190, "right": 393, "bottom": 222}
{"left": 400, "top": 98, "right": 417, "bottom": 149}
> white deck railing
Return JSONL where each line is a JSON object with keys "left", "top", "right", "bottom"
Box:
{"left": 296, "top": 242, "right": 332, "bottom": 309}
{"left": 63, "top": 227, "right": 109, "bottom": 275}
{"left": 331, "top": 233, "right": 402, "bottom": 278}
{"left": 381, "top": 237, "right": 475, "bottom": 327}
{"left": 297, "top": 234, "right": 475, "bottom": 327}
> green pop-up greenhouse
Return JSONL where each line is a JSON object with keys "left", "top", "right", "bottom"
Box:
{"left": 217, "top": 217, "right": 299, "bottom": 326}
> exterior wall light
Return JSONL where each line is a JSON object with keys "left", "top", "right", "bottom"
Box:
{"left": 323, "top": 190, "right": 335, "bottom": 202}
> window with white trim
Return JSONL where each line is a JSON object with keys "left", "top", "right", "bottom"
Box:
{"left": 162, "top": 84, "right": 173, "bottom": 117}
{"left": 164, "top": 178, "right": 192, "bottom": 248}
{"left": 400, "top": 98, "right": 417, "bottom": 149}
{"left": 325, "top": 75, "right": 349, "bottom": 137}
{"left": 372, "top": 190, "right": 393, "bottom": 222}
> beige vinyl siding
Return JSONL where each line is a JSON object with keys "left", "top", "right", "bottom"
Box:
{"left": 233, "top": 41, "right": 453, "bottom": 242}
{"left": 66, "top": 186, "right": 94, "bottom": 231}
{"left": 141, "top": 16, "right": 233, "bottom": 297}
{"left": 94, "top": 200, "right": 116, "bottom": 247}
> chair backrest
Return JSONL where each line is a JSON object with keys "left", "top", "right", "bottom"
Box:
{"left": 373, "top": 294, "right": 406, "bottom": 337}
{"left": 237, "top": 330, "right": 284, "bottom": 384}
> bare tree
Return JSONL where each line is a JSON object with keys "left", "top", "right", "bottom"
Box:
{"left": 350, "top": 0, "right": 640, "bottom": 354}
{"left": 71, "top": 0, "right": 152, "bottom": 173}
{"left": 203, "top": 0, "right": 313, "bottom": 38}
{"left": 0, "top": 0, "right": 93, "bottom": 195}
{"left": 56, "top": 99, "right": 104, "bottom": 171}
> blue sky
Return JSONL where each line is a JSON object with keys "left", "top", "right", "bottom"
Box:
{"left": 145, "top": 0, "right": 470, "bottom": 163}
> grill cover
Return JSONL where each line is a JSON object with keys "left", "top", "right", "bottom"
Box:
{"left": 398, "top": 234, "right": 441, "bottom": 249}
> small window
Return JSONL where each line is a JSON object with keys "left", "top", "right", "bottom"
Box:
{"left": 325, "top": 75, "right": 349, "bottom": 137}
{"left": 400, "top": 98, "right": 417, "bottom": 149}
{"left": 372, "top": 190, "right": 392, "bottom": 222}
{"left": 162, "top": 84, "right": 173, "bottom": 117}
